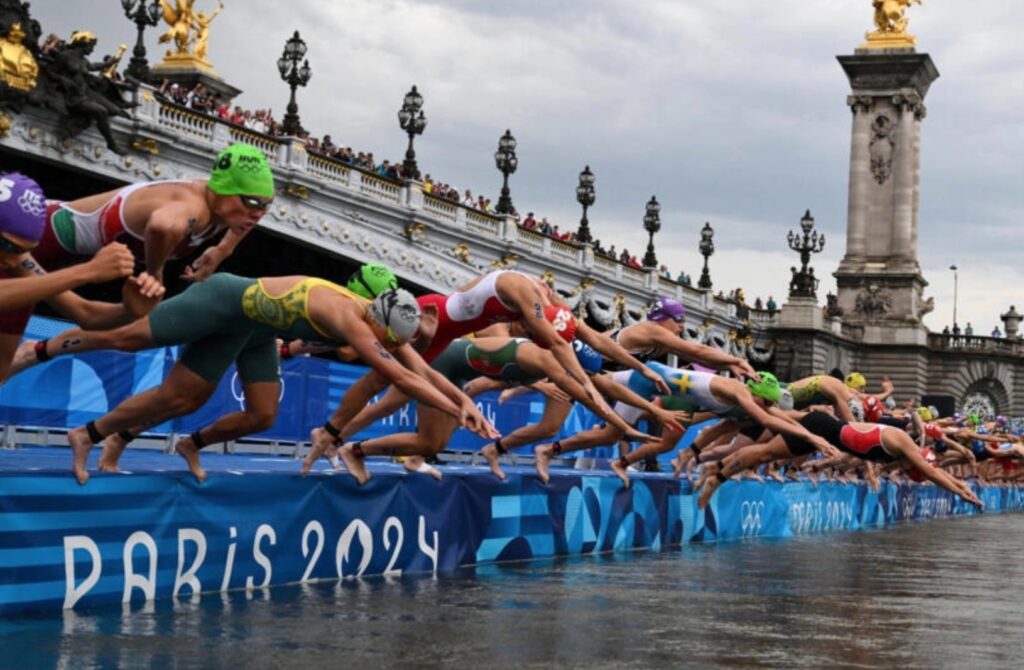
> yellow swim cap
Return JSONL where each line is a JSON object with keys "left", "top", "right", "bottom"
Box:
{"left": 845, "top": 372, "right": 866, "bottom": 390}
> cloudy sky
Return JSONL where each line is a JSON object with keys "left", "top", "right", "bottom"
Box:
{"left": 30, "top": 1, "right": 1024, "bottom": 333}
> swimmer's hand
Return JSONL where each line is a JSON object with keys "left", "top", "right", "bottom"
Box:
{"left": 657, "top": 408, "right": 690, "bottom": 433}
{"left": 530, "top": 381, "right": 572, "bottom": 405}
{"left": 730, "top": 360, "right": 759, "bottom": 382}
{"left": 122, "top": 272, "right": 166, "bottom": 317}
{"left": 641, "top": 366, "right": 671, "bottom": 395}
{"left": 812, "top": 436, "right": 840, "bottom": 458}
{"left": 180, "top": 246, "right": 224, "bottom": 282}
{"left": 89, "top": 242, "right": 135, "bottom": 282}
{"left": 461, "top": 401, "right": 500, "bottom": 440}
{"left": 624, "top": 427, "right": 658, "bottom": 445}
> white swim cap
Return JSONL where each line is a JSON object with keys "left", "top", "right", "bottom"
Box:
{"left": 369, "top": 288, "right": 421, "bottom": 343}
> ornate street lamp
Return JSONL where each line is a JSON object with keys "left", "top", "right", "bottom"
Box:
{"left": 950, "top": 264, "right": 959, "bottom": 330}
{"left": 277, "top": 31, "right": 312, "bottom": 136}
{"left": 121, "top": 0, "right": 162, "bottom": 82}
{"left": 397, "top": 85, "right": 427, "bottom": 180}
{"left": 575, "top": 165, "right": 596, "bottom": 244}
{"left": 786, "top": 209, "right": 826, "bottom": 298}
{"left": 641, "top": 195, "right": 661, "bottom": 269}
{"left": 494, "top": 129, "right": 518, "bottom": 215}
{"left": 698, "top": 222, "right": 715, "bottom": 290}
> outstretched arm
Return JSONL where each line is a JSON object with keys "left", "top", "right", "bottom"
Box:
{"left": 144, "top": 201, "right": 201, "bottom": 282}
{"left": 521, "top": 351, "right": 650, "bottom": 441}
{"left": 649, "top": 328, "right": 757, "bottom": 379}
{"left": 738, "top": 394, "right": 837, "bottom": 457}
{"left": 591, "top": 373, "right": 689, "bottom": 433}
{"left": 575, "top": 322, "right": 672, "bottom": 394}
{"left": 2, "top": 244, "right": 136, "bottom": 313}
{"left": 181, "top": 227, "right": 252, "bottom": 282}
{"left": 345, "top": 335, "right": 462, "bottom": 420}
{"left": 890, "top": 433, "right": 982, "bottom": 507}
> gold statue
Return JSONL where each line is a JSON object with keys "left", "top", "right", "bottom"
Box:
{"left": 863, "top": 0, "right": 923, "bottom": 49}
{"left": 102, "top": 44, "right": 127, "bottom": 79}
{"left": 159, "top": 0, "right": 197, "bottom": 56}
{"left": 191, "top": 2, "right": 224, "bottom": 62}
{"left": 0, "top": 22, "right": 39, "bottom": 91}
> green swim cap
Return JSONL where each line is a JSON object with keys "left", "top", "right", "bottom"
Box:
{"left": 347, "top": 263, "right": 399, "bottom": 299}
{"left": 208, "top": 143, "right": 275, "bottom": 199}
{"left": 747, "top": 371, "right": 782, "bottom": 404}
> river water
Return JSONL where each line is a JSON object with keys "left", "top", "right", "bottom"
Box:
{"left": 4, "top": 513, "right": 1023, "bottom": 669}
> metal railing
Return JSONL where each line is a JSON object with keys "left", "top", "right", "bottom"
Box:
{"left": 928, "top": 333, "right": 1023, "bottom": 354}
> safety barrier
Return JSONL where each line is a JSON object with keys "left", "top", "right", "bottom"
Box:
{"left": 0, "top": 445, "right": 1015, "bottom": 616}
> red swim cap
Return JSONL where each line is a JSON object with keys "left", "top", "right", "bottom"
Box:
{"left": 863, "top": 396, "right": 883, "bottom": 422}
{"left": 540, "top": 305, "right": 577, "bottom": 346}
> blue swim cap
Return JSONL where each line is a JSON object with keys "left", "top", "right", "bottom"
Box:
{"left": 572, "top": 339, "right": 602, "bottom": 374}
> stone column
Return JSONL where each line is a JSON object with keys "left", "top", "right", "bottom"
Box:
{"left": 843, "top": 95, "right": 873, "bottom": 263}
{"left": 890, "top": 94, "right": 923, "bottom": 264}
{"left": 833, "top": 52, "right": 938, "bottom": 335}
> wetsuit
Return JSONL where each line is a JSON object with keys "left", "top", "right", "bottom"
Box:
{"left": 34, "top": 181, "right": 224, "bottom": 268}
{"left": 147, "top": 273, "right": 365, "bottom": 383}
{"left": 611, "top": 362, "right": 742, "bottom": 424}
{"left": 878, "top": 414, "right": 913, "bottom": 430}
{"left": 429, "top": 338, "right": 541, "bottom": 388}
{"left": 787, "top": 375, "right": 830, "bottom": 408}
{"left": 782, "top": 411, "right": 897, "bottom": 461}
{"left": 970, "top": 426, "right": 994, "bottom": 462}
{"left": 600, "top": 324, "right": 661, "bottom": 372}
{"left": 418, "top": 270, "right": 546, "bottom": 363}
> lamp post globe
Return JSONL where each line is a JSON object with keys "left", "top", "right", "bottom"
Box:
{"left": 698, "top": 222, "right": 715, "bottom": 290}
{"left": 494, "top": 129, "right": 518, "bottom": 215}
{"left": 279, "top": 31, "right": 311, "bottom": 137}
{"left": 575, "top": 165, "right": 596, "bottom": 244}
{"left": 642, "top": 195, "right": 661, "bottom": 269}
{"left": 122, "top": 0, "right": 163, "bottom": 82}
{"left": 397, "top": 85, "right": 427, "bottom": 180}
{"left": 786, "top": 209, "right": 826, "bottom": 298}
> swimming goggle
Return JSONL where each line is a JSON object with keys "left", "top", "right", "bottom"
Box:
{"left": 239, "top": 195, "right": 271, "bottom": 211}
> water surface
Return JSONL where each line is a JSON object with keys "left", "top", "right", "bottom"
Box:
{"left": 4, "top": 513, "right": 1022, "bottom": 669}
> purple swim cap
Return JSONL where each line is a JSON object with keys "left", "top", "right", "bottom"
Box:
{"left": 647, "top": 297, "right": 686, "bottom": 322}
{"left": 0, "top": 173, "right": 46, "bottom": 243}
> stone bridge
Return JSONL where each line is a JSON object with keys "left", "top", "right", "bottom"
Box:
{"left": 0, "top": 91, "right": 774, "bottom": 362}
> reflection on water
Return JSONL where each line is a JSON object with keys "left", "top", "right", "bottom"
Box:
{"left": 5, "top": 514, "right": 1024, "bottom": 669}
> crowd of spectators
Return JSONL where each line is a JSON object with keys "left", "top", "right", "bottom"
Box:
{"left": 147, "top": 79, "right": 771, "bottom": 308}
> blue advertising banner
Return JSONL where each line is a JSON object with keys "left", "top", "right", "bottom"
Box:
{"left": 1, "top": 316, "right": 543, "bottom": 452}
{"left": 0, "top": 447, "right": 1017, "bottom": 617}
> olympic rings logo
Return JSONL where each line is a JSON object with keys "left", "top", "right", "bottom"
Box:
{"left": 740, "top": 500, "right": 764, "bottom": 536}
{"left": 230, "top": 371, "right": 285, "bottom": 410}
{"left": 18, "top": 189, "right": 46, "bottom": 217}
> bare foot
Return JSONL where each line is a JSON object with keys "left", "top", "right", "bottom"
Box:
{"left": 694, "top": 462, "right": 718, "bottom": 492}
{"left": 98, "top": 433, "right": 129, "bottom": 473}
{"left": 67, "top": 427, "right": 93, "bottom": 485}
{"left": 610, "top": 459, "right": 631, "bottom": 487}
{"left": 338, "top": 443, "right": 371, "bottom": 485}
{"left": 8, "top": 339, "right": 41, "bottom": 377}
{"left": 175, "top": 435, "right": 207, "bottom": 483}
{"left": 301, "top": 427, "right": 336, "bottom": 476}
{"left": 698, "top": 476, "right": 721, "bottom": 509}
{"left": 671, "top": 452, "right": 690, "bottom": 478}
{"left": 480, "top": 443, "right": 506, "bottom": 481}
{"left": 768, "top": 470, "right": 786, "bottom": 484}
{"left": 405, "top": 456, "right": 442, "bottom": 481}
{"left": 534, "top": 444, "right": 554, "bottom": 485}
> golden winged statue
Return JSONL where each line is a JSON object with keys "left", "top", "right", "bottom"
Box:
{"left": 158, "top": 0, "right": 197, "bottom": 56}
{"left": 863, "top": 0, "right": 923, "bottom": 48}
{"left": 191, "top": 2, "right": 223, "bottom": 61}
